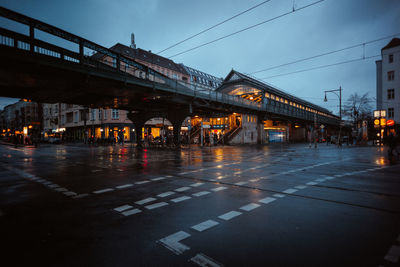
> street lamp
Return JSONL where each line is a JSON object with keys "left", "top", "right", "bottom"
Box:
{"left": 324, "top": 86, "right": 342, "bottom": 146}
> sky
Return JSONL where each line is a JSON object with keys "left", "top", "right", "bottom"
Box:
{"left": 1, "top": 0, "right": 400, "bottom": 115}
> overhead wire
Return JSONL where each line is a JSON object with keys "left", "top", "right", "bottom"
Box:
{"left": 250, "top": 32, "right": 400, "bottom": 74}
{"left": 167, "top": 0, "right": 325, "bottom": 58}
{"left": 157, "top": 0, "right": 272, "bottom": 54}
{"left": 260, "top": 54, "right": 380, "bottom": 79}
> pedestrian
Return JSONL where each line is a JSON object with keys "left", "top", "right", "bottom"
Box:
{"left": 387, "top": 133, "right": 399, "bottom": 158}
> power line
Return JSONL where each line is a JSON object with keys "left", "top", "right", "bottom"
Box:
{"left": 168, "top": 0, "right": 325, "bottom": 58}
{"left": 260, "top": 54, "right": 380, "bottom": 79}
{"left": 157, "top": 0, "right": 272, "bottom": 54}
{"left": 250, "top": 32, "right": 400, "bottom": 74}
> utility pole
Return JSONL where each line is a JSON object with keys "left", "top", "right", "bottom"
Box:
{"left": 324, "top": 86, "right": 342, "bottom": 146}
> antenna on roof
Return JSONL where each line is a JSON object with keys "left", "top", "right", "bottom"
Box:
{"left": 130, "top": 33, "right": 136, "bottom": 49}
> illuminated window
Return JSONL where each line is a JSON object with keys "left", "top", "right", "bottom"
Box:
{"left": 265, "top": 92, "right": 270, "bottom": 98}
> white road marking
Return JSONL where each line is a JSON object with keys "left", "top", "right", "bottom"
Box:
{"left": 114, "top": 205, "right": 133, "bottom": 212}
{"left": 157, "top": 191, "right": 175, "bottom": 198}
{"left": 384, "top": 245, "right": 400, "bottom": 263}
{"left": 283, "top": 188, "right": 298, "bottom": 194}
{"left": 116, "top": 184, "right": 133, "bottom": 189}
{"left": 121, "top": 208, "right": 142, "bottom": 216}
{"left": 170, "top": 196, "right": 192, "bottom": 203}
{"left": 47, "top": 184, "right": 59, "bottom": 188}
{"left": 334, "top": 174, "right": 344, "bottom": 177}
{"left": 43, "top": 181, "right": 53, "bottom": 185}
{"left": 93, "top": 188, "right": 114, "bottom": 194}
{"left": 135, "top": 180, "right": 150, "bottom": 185}
{"left": 175, "top": 187, "right": 191, "bottom": 192}
{"left": 145, "top": 202, "right": 168, "bottom": 210}
{"left": 190, "top": 182, "right": 204, "bottom": 187}
{"left": 218, "top": 211, "right": 242, "bottom": 221}
{"left": 54, "top": 187, "right": 68, "bottom": 192}
{"left": 158, "top": 231, "right": 191, "bottom": 255}
{"left": 193, "top": 191, "right": 210, "bottom": 197}
{"left": 249, "top": 178, "right": 260, "bottom": 182}
{"left": 166, "top": 175, "right": 173, "bottom": 178}
{"left": 273, "top": 193, "right": 285, "bottom": 198}
{"left": 306, "top": 181, "right": 318, "bottom": 185}
{"left": 259, "top": 197, "right": 276, "bottom": 204}
{"left": 63, "top": 191, "right": 77, "bottom": 196}
{"left": 151, "top": 177, "right": 166, "bottom": 181}
{"left": 235, "top": 182, "right": 247, "bottom": 186}
{"left": 192, "top": 220, "right": 219, "bottom": 232}
{"left": 325, "top": 176, "right": 335, "bottom": 180}
{"left": 240, "top": 203, "right": 260, "bottom": 211}
{"left": 178, "top": 172, "right": 189, "bottom": 175}
{"left": 211, "top": 186, "right": 227, "bottom": 192}
{"left": 72, "top": 193, "right": 89, "bottom": 199}
{"left": 315, "top": 178, "right": 326, "bottom": 182}
{"left": 190, "top": 253, "right": 223, "bottom": 267}
{"left": 135, "top": 197, "right": 157, "bottom": 205}
{"left": 294, "top": 185, "right": 307, "bottom": 189}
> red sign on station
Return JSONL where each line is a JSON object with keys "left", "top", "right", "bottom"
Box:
{"left": 387, "top": 119, "right": 395, "bottom": 126}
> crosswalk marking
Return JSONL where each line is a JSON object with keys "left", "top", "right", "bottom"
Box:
{"left": 218, "top": 211, "right": 242, "bottom": 221}
{"left": 240, "top": 203, "right": 260, "bottom": 211}
{"left": 191, "top": 220, "right": 219, "bottom": 232}
{"left": 193, "top": 191, "right": 210, "bottom": 197}
{"left": 145, "top": 202, "right": 168, "bottom": 210}
{"left": 157, "top": 191, "right": 175, "bottom": 198}
{"left": 170, "top": 196, "right": 191, "bottom": 203}
{"left": 135, "top": 197, "right": 157, "bottom": 205}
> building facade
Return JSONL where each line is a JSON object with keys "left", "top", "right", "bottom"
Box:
{"left": 376, "top": 38, "right": 400, "bottom": 132}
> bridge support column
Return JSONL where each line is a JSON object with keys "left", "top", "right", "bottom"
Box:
{"left": 167, "top": 110, "right": 188, "bottom": 147}
{"left": 127, "top": 111, "right": 146, "bottom": 148}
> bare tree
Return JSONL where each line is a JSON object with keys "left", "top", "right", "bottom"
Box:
{"left": 343, "top": 93, "right": 373, "bottom": 124}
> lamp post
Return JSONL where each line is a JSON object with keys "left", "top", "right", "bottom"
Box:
{"left": 324, "top": 86, "right": 342, "bottom": 146}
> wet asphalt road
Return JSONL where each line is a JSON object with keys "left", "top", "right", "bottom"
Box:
{"left": 0, "top": 143, "right": 400, "bottom": 267}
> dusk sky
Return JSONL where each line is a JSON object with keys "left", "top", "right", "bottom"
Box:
{"left": 1, "top": 0, "right": 399, "bottom": 115}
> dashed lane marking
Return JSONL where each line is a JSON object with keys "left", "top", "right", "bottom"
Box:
{"left": 191, "top": 220, "right": 219, "bottom": 232}
{"left": 259, "top": 197, "right": 276, "bottom": 204}
{"left": 158, "top": 231, "right": 191, "bottom": 255}
{"left": 55, "top": 187, "right": 68, "bottom": 192}
{"left": 73, "top": 193, "right": 89, "bottom": 199}
{"left": 192, "top": 191, "right": 210, "bottom": 197}
{"left": 315, "top": 178, "right": 326, "bottom": 182}
{"left": 283, "top": 188, "right": 298, "bottom": 194}
{"left": 63, "top": 191, "right": 77, "bottom": 197}
{"left": 157, "top": 191, "right": 175, "bottom": 198}
{"left": 190, "top": 253, "right": 223, "bottom": 267}
{"left": 234, "top": 182, "right": 248, "bottom": 186}
{"left": 145, "top": 202, "right": 168, "bottom": 210}
{"left": 218, "top": 211, "right": 242, "bottom": 221}
{"left": 135, "top": 197, "right": 157, "bottom": 205}
{"left": 175, "top": 186, "right": 191, "bottom": 192}
{"left": 294, "top": 185, "right": 307, "bottom": 190}
{"left": 190, "top": 182, "right": 204, "bottom": 187}
{"left": 116, "top": 184, "right": 133, "bottom": 189}
{"left": 151, "top": 177, "right": 166, "bottom": 181}
{"left": 211, "top": 186, "right": 227, "bottom": 192}
{"left": 239, "top": 203, "right": 260, "bottom": 212}
{"left": 121, "top": 208, "right": 142, "bottom": 216}
{"left": 170, "top": 196, "right": 192, "bottom": 203}
{"left": 384, "top": 245, "right": 400, "bottom": 263}
{"left": 273, "top": 193, "right": 285, "bottom": 198}
{"left": 135, "top": 180, "right": 150, "bottom": 185}
{"left": 114, "top": 204, "right": 133, "bottom": 212}
{"left": 93, "top": 188, "right": 114, "bottom": 194}
{"left": 306, "top": 181, "right": 318, "bottom": 185}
